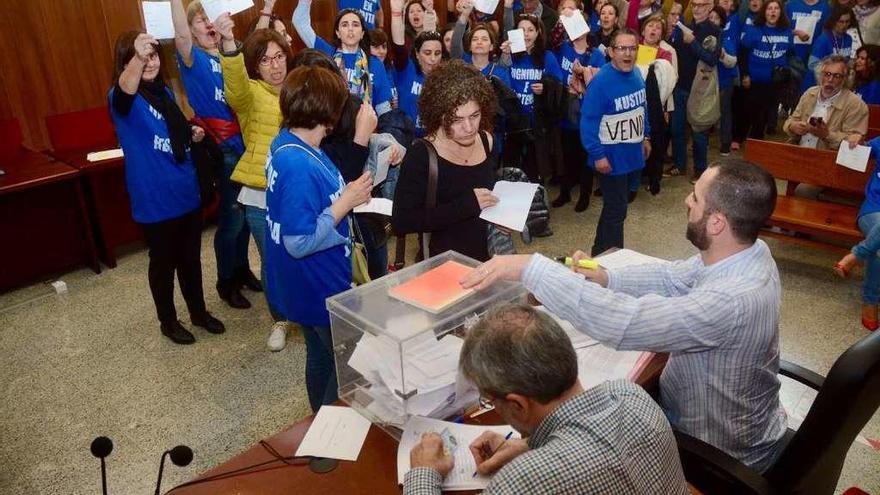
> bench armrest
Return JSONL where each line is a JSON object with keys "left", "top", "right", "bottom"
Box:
{"left": 674, "top": 431, "right": 775, "bottom": 495}
{"left": 779, "top": 359, "right": 825, "bottom": 391}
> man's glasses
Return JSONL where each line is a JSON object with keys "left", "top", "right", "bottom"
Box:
{"left": 259, "top": 52, "right": 287, "bottom": 67}
{"left": 613, "top": 45, "right": 638, "bottom": 53}
{"left": 822, "top": 71, "right": 845, "bottom": 81}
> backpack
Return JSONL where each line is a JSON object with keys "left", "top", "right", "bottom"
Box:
{"left": 496, "top": 167, "right": 553, "bottom": 243}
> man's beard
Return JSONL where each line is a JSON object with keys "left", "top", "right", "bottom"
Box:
{"left": 686, "top": 210, "right": 711, "bottom": 251}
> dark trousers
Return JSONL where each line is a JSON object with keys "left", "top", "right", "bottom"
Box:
{"left": 592, "top": 173, "right": 630, "bottom": 256}
{"left": 559, "top": 128, "right": 593, "bottom": 198}
{"left": 141, "top": 208, "right": 207, "bottom": 324}
{"left": 732, "top": 86, "right": 748, "bottom": 144}
{"left": 738, "top": 83, "right": 776, "bottom": 141}
{"left": 645, "top": 125, "right": 669, "bottom": 193}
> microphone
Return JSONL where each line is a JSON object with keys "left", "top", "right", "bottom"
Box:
{"left": 155, "top": 445, "right": 193, "bottom": 495}
{"left": 90, "top": 436, "right": 113, "bottom": 495}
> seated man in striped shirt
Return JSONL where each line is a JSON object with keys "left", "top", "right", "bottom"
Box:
{"left": 462, "top": 159, "right": 788, "bottom": 473}
{"left": 404, "top": 304, "right": 689, "bottom": 495}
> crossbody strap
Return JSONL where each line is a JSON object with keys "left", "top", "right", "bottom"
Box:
{"left": 393, "top": 138, "right": 439, "bottom": 268}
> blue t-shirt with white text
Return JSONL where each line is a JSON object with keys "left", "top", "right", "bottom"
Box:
{"left": 315, "top": 37, "right": 392, "bottom": 113}
{"left": 509, "top": 51, "right": 564, "bottom": 117}
{"left": 338, "top": 0, "right": 381, "bottom": 29}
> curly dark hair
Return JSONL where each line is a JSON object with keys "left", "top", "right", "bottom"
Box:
{"left": 418, "top": 60, "right": 497, "bottom": 137}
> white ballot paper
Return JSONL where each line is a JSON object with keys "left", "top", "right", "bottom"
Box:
{"left": 354, "top": 197, "right": 393, "bottom": 216}
{"left": 87, "top": 149, "right": 124, "bottom": 162}
{"left": 561, "top": 10, "right": 590, "bottom": 41}
{"left": 374, "top": 146, "right": 393, "bottom": 185}
{"left": 295, "top": 405, "right": 372, "bottom": 461}
{"left": 398, "top": 416, "right": 521, "bottom": 490}
{"left": 592, "top": 248, "right": 668, "bottom": 270}
{"left": 507, "top": 29, "right": 527, "bottom": 53}
{"left": 794, "top": 15, "right": 818, "bottom": 44}
{"left": 142, "top": 1, "right": 175, "bottom": 40}
{"left": 479, "top": 180, "right": 539, "bottom": 232}
{"left": 836, "top": 142, "right": 871, "bottom": 172}
{"left": 201, "top": 0, "right": 254, "bottom": 21}
{"left": 475, "top": 0, "right": 500, "bottom": 14}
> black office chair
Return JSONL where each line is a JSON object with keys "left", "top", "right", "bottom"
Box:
{"left": 675, "top": 330, "right": 880, "bottom": 495}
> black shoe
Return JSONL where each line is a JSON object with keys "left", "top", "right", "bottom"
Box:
{"left": 594, "top": 188, "right": 602, "bottom": 197}
{"left": 648, "top": 181, "right": 660, "bottom": 196}
{"left": 191, "top": 312, "right": 226, "bottom": 334}
{"left": 160, "top": 320, "right": 196, "bottom": 345}
{"left": 628, "top": 191, "right": 638, "bottom": 203}
{"left": 235, "top": 267, "right": 263, "bottom": 292}
{"left": 551, "top": 192, "right": 571, "bottom": 208}
{"left": 217, "top": 279, "right": 251, "bottom": 309}
{"left": 574, "top": 195, "right": 590, "bottom": 212}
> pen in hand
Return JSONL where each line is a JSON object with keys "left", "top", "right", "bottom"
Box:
{"left": 472, "top": 431, "right": 514, "bottom": 477}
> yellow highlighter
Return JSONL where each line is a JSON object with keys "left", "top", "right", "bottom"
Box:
{"left": 555, "top": 256, "right": 600, "bottom": 270}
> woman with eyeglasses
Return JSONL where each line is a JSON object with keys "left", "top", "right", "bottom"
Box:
{"left": 109, "top": 31, "right": 225, "bottom": 345}
{"left": 215, "top": 14, "right": 294, "bottom": 347}
{"left": 804, "top": 6, "right": 855, "bottom": 90}
{"left": 854, "top": 44, "right": 880, "bottom": 103}
{"left": 293, "top": 0, "right": 394, "bottom": 115}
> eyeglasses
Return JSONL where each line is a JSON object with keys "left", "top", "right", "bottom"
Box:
{"left": 259, "top": 52, "right": 287, "bottom": 66}
{"left": 613, "top": 45, "right": 638, "bottom": 53}
{"left": 478, "top": 395, "right": 496, "bottom": 409}
{"left": 692, "top": 3, "right": 712, "bottom": 8}
{"left": 822, "top": 71, "right": 846, "bottom": 80}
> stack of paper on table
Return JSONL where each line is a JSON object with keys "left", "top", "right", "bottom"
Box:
{"left": 388, "top": 260, "right": 475, "bottom": 313}
{"left": 397, "top": 416, "right": 521, "bottom": 490}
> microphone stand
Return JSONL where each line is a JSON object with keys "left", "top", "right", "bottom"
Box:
{"left": 154, "top": 451, "right": 169, "bottom": 495}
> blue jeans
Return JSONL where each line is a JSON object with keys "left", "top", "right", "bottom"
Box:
{"left": 628, "top": 170, "right": 641, "bottom": 193}
{"left": 301, "top": 324, "right": 338, "bottom": 412}
{"left": 213, "top": 148, "right": 250, "bottom": 280}
{"left": 855, "top": 212, "right": 880, "bottom": 304}
{"left": 592, "top": 173, "right": 630, "bottom": 256}
{"left": 719, "top": 86, "right": 734, "bottom": 152}
{"left": 244, "top": 204, "right": 284, "bottom": 321}
{"left": 671, "top": 87, "right": 709, "bottom": 175}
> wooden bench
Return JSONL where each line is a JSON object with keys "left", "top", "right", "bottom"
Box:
{"left": 743, "top": 139, "right": 873, "bottom": 251}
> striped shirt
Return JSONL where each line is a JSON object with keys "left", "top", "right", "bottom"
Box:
{"left": 403, "top": 380, "right": 689, "bottom": 495}
{"left": 521, "top": 240, "right": 788, "bottom": 472}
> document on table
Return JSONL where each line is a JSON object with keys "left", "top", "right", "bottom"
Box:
{"left": 354, "top": 197, "right": 393, "bottom": 216}
{"left": 794, "top": 15, "right": 818, "bottom": 44}
{"left": 142, "top": 1, "right": 175, "bottom": 40}
{"left": 201, "top": 0, "right": 254, "bottom": 21}
{"left": 295, "top": 406, "right": 372, "bottom": 461}
{"left": 475, "top": 0, "right": 499, "bottom": 14}
{"left": 593, "top": 248, "right": 668, "bottom": 270}
{"left": 397, "top": 416, "right": 521, "bottom": 490}
{"left": 560, "top": 10, "right": 590, "bottom": 41}
{"left": 87, "top": 149, "right": 124, "bottom": 162}
{"left": 836, "top": 141, "right": 871, "bottom": 172}
{"left": 507, "top": 29, "right": 527, "bottom": 53}
{"left": 479, "top": 180, "right": 539, "bottom": 232}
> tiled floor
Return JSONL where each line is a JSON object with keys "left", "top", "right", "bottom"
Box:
{"left": 1, "top": 161, "right": 878, "bottom": 493}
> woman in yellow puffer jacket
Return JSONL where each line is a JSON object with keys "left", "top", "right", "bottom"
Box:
{"left": 215, "top": 13, "right": 294, "bottom": 346}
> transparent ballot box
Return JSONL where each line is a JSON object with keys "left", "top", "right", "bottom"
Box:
{"left": 326, "top": 251, "right": 527, "bottom": 439}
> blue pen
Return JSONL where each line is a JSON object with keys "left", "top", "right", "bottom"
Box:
{"left": 472, "top": 431, "right": 514, "bottom": 477}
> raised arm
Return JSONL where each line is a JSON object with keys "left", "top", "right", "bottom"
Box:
{"left": 118, "top": 34, "right": 156, "bottom": 95}
{"left": 171, "top": 0, "right": 194, "bottom": 65}
{"left": 292, "top": 0, "right": 318, "bottom": 48}
{"left": 391, "top": 0, "right": 407, "bottom": 46}
{"left": 255, "top": 0, "right": 278, "bottom": 31}
{"left": 423, "top": 0, "right": 438, "bottom": 32}
{"left": 450, "top": 0, "right": 474, "bottom": 59}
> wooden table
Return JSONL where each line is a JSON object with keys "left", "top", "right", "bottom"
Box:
{"left": 168, "top": 354, "right": 668, "bottom": 495}
{"left": 0, "top": 149, "right": 100, "bottom": 291}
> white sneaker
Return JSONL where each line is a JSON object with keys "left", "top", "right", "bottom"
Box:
{"left": 267, "top": 321, "right": 289, "bottom": 351}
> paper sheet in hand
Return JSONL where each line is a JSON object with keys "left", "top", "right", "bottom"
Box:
{"left": 836, "top": 142, "right": 871, "bottom": 172}
{"left": 636, "top": 44, "right": 658, "bottom": 66}
{"left": 479, "top": 180, "right": 539, "bottom": 232}
{"left": 507, "top": 29, "right": 527, "bottom": 53}
{"left": 561, "top": 11, "right": 590, "bottom": 41}
{"left": 475, "top": 0, "right": 500, "bottom": 14}
{"left": 142, "top": 1, "right": 175, "bottom": 40}
{"left": 87, "top": 149, "right": 124, "bottom": 162}
{"left": 295, "top": 406, "right": 372, "bottom": 461}
{"left": 794, "top": 15, "right": 818, "bottom": 44}
{"left": 374, "top": 146, "right": 393, "bottom": 185}
{"left": 354, "top": 197, "right": 393, "bottom": 216}
{"left": 398, "top": 416, "right": 521, "bottom": 490}
{"left": 201, "top": 0, "right": 254, "bottom": 21}
{"left": 388, "top": 260, "right": 474, "bottom": 313}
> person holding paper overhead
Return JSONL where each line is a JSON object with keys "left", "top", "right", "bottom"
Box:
{"left": 783, "top": 54, "right": 867, "bottom": 150}
{"left": 450, "top": 1, "right": 513, "bottom": 88}
{"left": 170, "top": 0, "right": 258, "bottom": 311}
{"left": 391, "top": 61, "right": 499, "bottom": 262}
{"left": 109, "top": 31, "right": 225, "bottom": 344}
{"left": 265, "top": 66, "right": 373, "bottom": 411}
{"left": 462, "top": 159, "right": 790, "bottom": 473}
{"left": 580, "top": 28, "right": 650, "bottom": 256}
{"left": 292, "top": 0, "right": 394, "bottom": 116}
{"left": 404, "top": 304, "right": 689, "bottom": 494}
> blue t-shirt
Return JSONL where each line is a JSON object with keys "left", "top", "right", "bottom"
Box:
{"left": 109, "top": 87, "right": 200, "bottom": 224}
{"left": 556, "top": 41, "right": 591, "bottom": 129}
{"left": 785, "top": 0, "right": 830, "bottom": 61}
{"left": 395, "top": 59, "right": 426, "bottom": 135}
{"left": 580, "top": 63, "right": 649, "bottom": 175}
{"left": 509, "top": 51, "right": 564, "bottom": 116}
{"left": 856, "top": 79, "right": 880, "bottom": 105}
{"left": 719, "top": 15, "right": 741, "bottom": 90}
{"left": 338, "top": 0, "right": 381, "bottom": 29}
{"left": 385, "top": 64, "right": 398, "bottom": 102}
{"left": 315, "top": 37, "right": 392, "bottom": 113}
{"left": 859, "top": 136, "right": 880, "bottom": 218}
{"left": 803, "top": 30, "right": 852, "bottom": 89}
{"left": 462, "top": 54, "right": 513, "bottom": 87}
{"left": 264, "top": 130, "right": 352, "bottom": 327}
{"left": 176, "top": 46, "right": 244, "bottom": 154}
{"left": 741, "top": 24, "right": 793, "bottom": 84}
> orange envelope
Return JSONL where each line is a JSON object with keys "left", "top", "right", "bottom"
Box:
{"left": 388, "top": 261, "right": 475, "bottom": 313}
